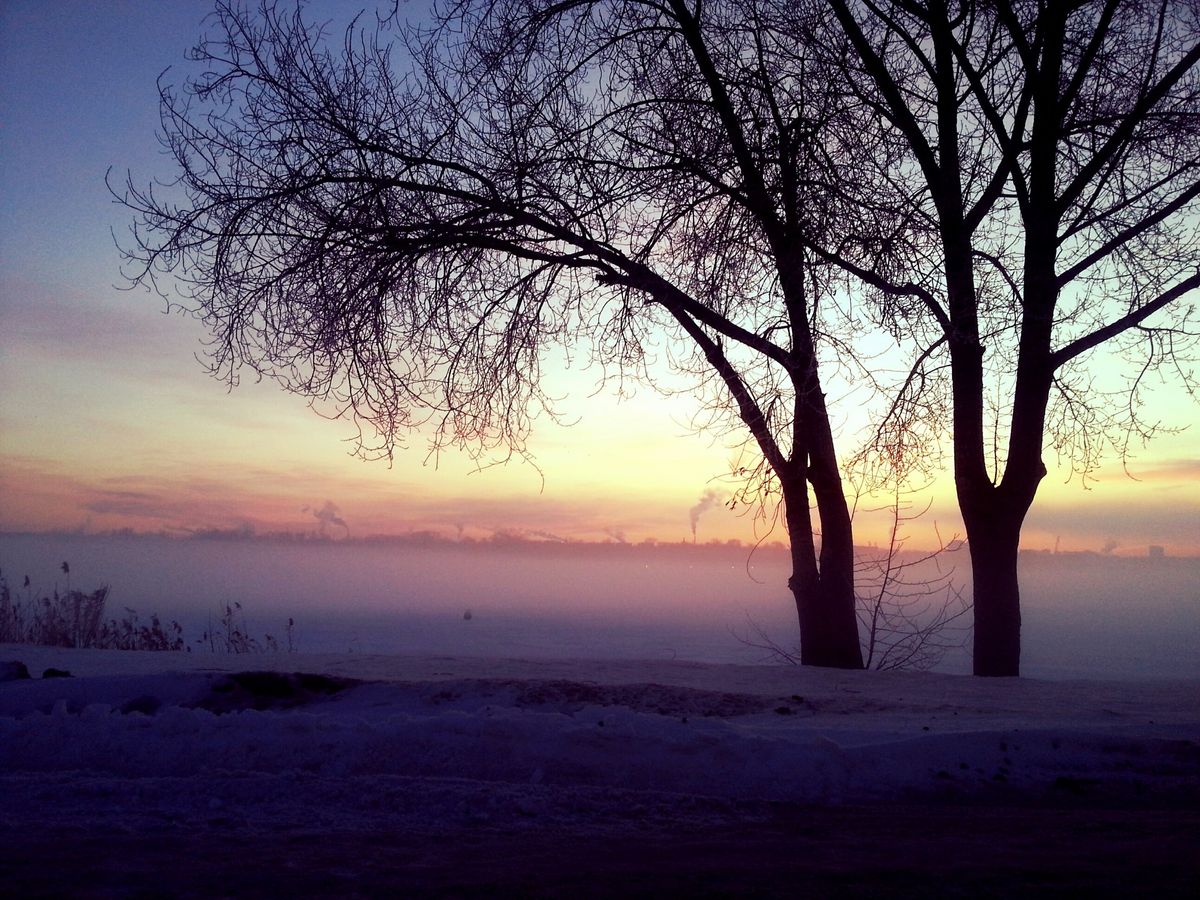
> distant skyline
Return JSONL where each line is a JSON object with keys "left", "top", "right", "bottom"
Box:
{"left": 1, "top": 0, "right": 1197, "bottom": 557}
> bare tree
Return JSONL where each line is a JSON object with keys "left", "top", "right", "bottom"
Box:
{"left": 799, "top": 0, "right": 1200, "bottom": 675}
{"left": 111, "top": 0, "right": 918, "bottom": 669}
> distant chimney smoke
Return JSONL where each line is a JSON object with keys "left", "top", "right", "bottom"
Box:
{"left": 689, "top": 489, "right": 723, "bottom": 543}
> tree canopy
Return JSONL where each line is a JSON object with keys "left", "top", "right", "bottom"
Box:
{"left": 118, "top": 0, "right": 904, "bottom": 669}
{"left": 808, "top": 0, "right": 1199, "bottom": 673}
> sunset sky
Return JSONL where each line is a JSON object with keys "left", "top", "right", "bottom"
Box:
{"left": 1, "top": 0, "right": 1197, "bottom": 555}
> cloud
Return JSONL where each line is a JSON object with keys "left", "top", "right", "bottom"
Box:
{"left": 0, "top": 276, "right": 201, "bottom": 376}
{"left": 1128, "top": 458, "right": 1200, "bottom": 482}
{"left": 84, "top": 489, "right": 178, "bottom": 520}
{"left": 0, "top": 455, "right": 314, "bottom": 535}
{"left": 389, "top": 491, "right": 670, "bottom": 542}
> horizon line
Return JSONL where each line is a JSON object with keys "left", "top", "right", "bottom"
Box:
{"left": 1, "top": 528, "right": 1192, "bottom": 561}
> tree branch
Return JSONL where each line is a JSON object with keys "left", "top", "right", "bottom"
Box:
{"left": 1051, "top": 271, "right": 1200, "bottom": 368}
{"left": 806, "top": 242, "right": 951, "bottom": 333}
{"left": 664, "top": 303, "right": 790, "bottom": 475}
{"left": 1057, "top": 40, "right": 1200, "bottom": 214}
{"left": 1057, "top": 179, "right": 1200, "bottom": 288}
{"left": 825, "top": 0, "right": 942, "bottom": 188}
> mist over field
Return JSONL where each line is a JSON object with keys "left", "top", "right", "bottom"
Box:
{"left": 2, "top": 533, "right": 1195, "bottom": 679}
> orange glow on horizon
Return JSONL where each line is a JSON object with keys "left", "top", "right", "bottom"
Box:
{"left": 3, "top": 442, "right": 1196, "bottom": 557}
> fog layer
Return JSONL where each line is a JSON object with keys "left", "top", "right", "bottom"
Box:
{"left": 2, "top": 534, "right": 1195, "bottom": 679}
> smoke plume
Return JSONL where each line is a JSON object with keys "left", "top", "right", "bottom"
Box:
{"left": 689, "top": 489, "right": 723, "bottom": 542}
{"left": 306, "top": 500, "right": 349, "bottom": 537}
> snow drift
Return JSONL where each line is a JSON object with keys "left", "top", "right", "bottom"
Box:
{"left": 2, "top": 646, "right": 1197, "bottom": 895}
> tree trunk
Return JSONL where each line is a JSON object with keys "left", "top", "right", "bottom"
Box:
{"left": 960, "top": 7, "right": 1059, "bottom": 679}
{"left": 782, "top": 474, "right": 864, "bottom": 670}
{"left": 964, "top": 510, "right": 1023, "bottom": 676}
{"left": 790, "top": 559, "right": 864, "bottom": 670}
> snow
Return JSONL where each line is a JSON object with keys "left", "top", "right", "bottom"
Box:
{"left": 2, "top": 645, "right": 1198, "bottom": 894}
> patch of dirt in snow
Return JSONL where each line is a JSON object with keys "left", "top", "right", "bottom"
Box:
{"left": 188, "top": 671, "right": 364, "bottom": 713}
{"left": 416, "top": 678, "right": 776, "bottom": 718}
{"left": 171, "top": 671, "right": 791, "bottom": 718}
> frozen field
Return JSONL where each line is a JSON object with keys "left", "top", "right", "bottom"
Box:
{"left": 2, "top": 533, "right": 1198, "bottom": 679}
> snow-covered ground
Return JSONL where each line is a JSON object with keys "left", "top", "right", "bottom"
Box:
{"left": 2, "top": 646, "right": 1198, "bottom": 896}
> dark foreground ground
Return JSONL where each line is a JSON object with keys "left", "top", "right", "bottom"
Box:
{"left": 3, "top": 802, "right": 1197, "bottom": 898}
{"left": 3, "top": 654, "right": 1197, "bottom": 897}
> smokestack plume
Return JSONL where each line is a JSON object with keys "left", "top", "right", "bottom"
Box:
{"left": 689, "top": 489, "right": 723, "bottom": 543}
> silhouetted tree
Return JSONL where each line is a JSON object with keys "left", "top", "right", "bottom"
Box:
{"left": 115, "top": 0, "right": 901, "bottom": 669}
{"left": 774, "top": 0, "right": 1200, "bottom": 675}
{"left": 739, "top": 494, "right": 971, "bottom": 671}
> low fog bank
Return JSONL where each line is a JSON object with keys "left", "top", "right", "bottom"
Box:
{"left": 1, "top": 533, "right": 1196, "bottom": 678}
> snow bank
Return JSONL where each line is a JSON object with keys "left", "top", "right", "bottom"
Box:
{"left": 3, "top": 645, "right": 1197, "bottom": 810}
{"left": 2, "top": 645, "right": 1197, "bottom": 894}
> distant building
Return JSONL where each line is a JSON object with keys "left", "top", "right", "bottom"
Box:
{"left": 1149, "top": 545, "right": 1165, "bottom": 559}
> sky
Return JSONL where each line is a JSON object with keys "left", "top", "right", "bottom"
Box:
{"left": 0, "top": 0, "right": 1197, "bottom": 555}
